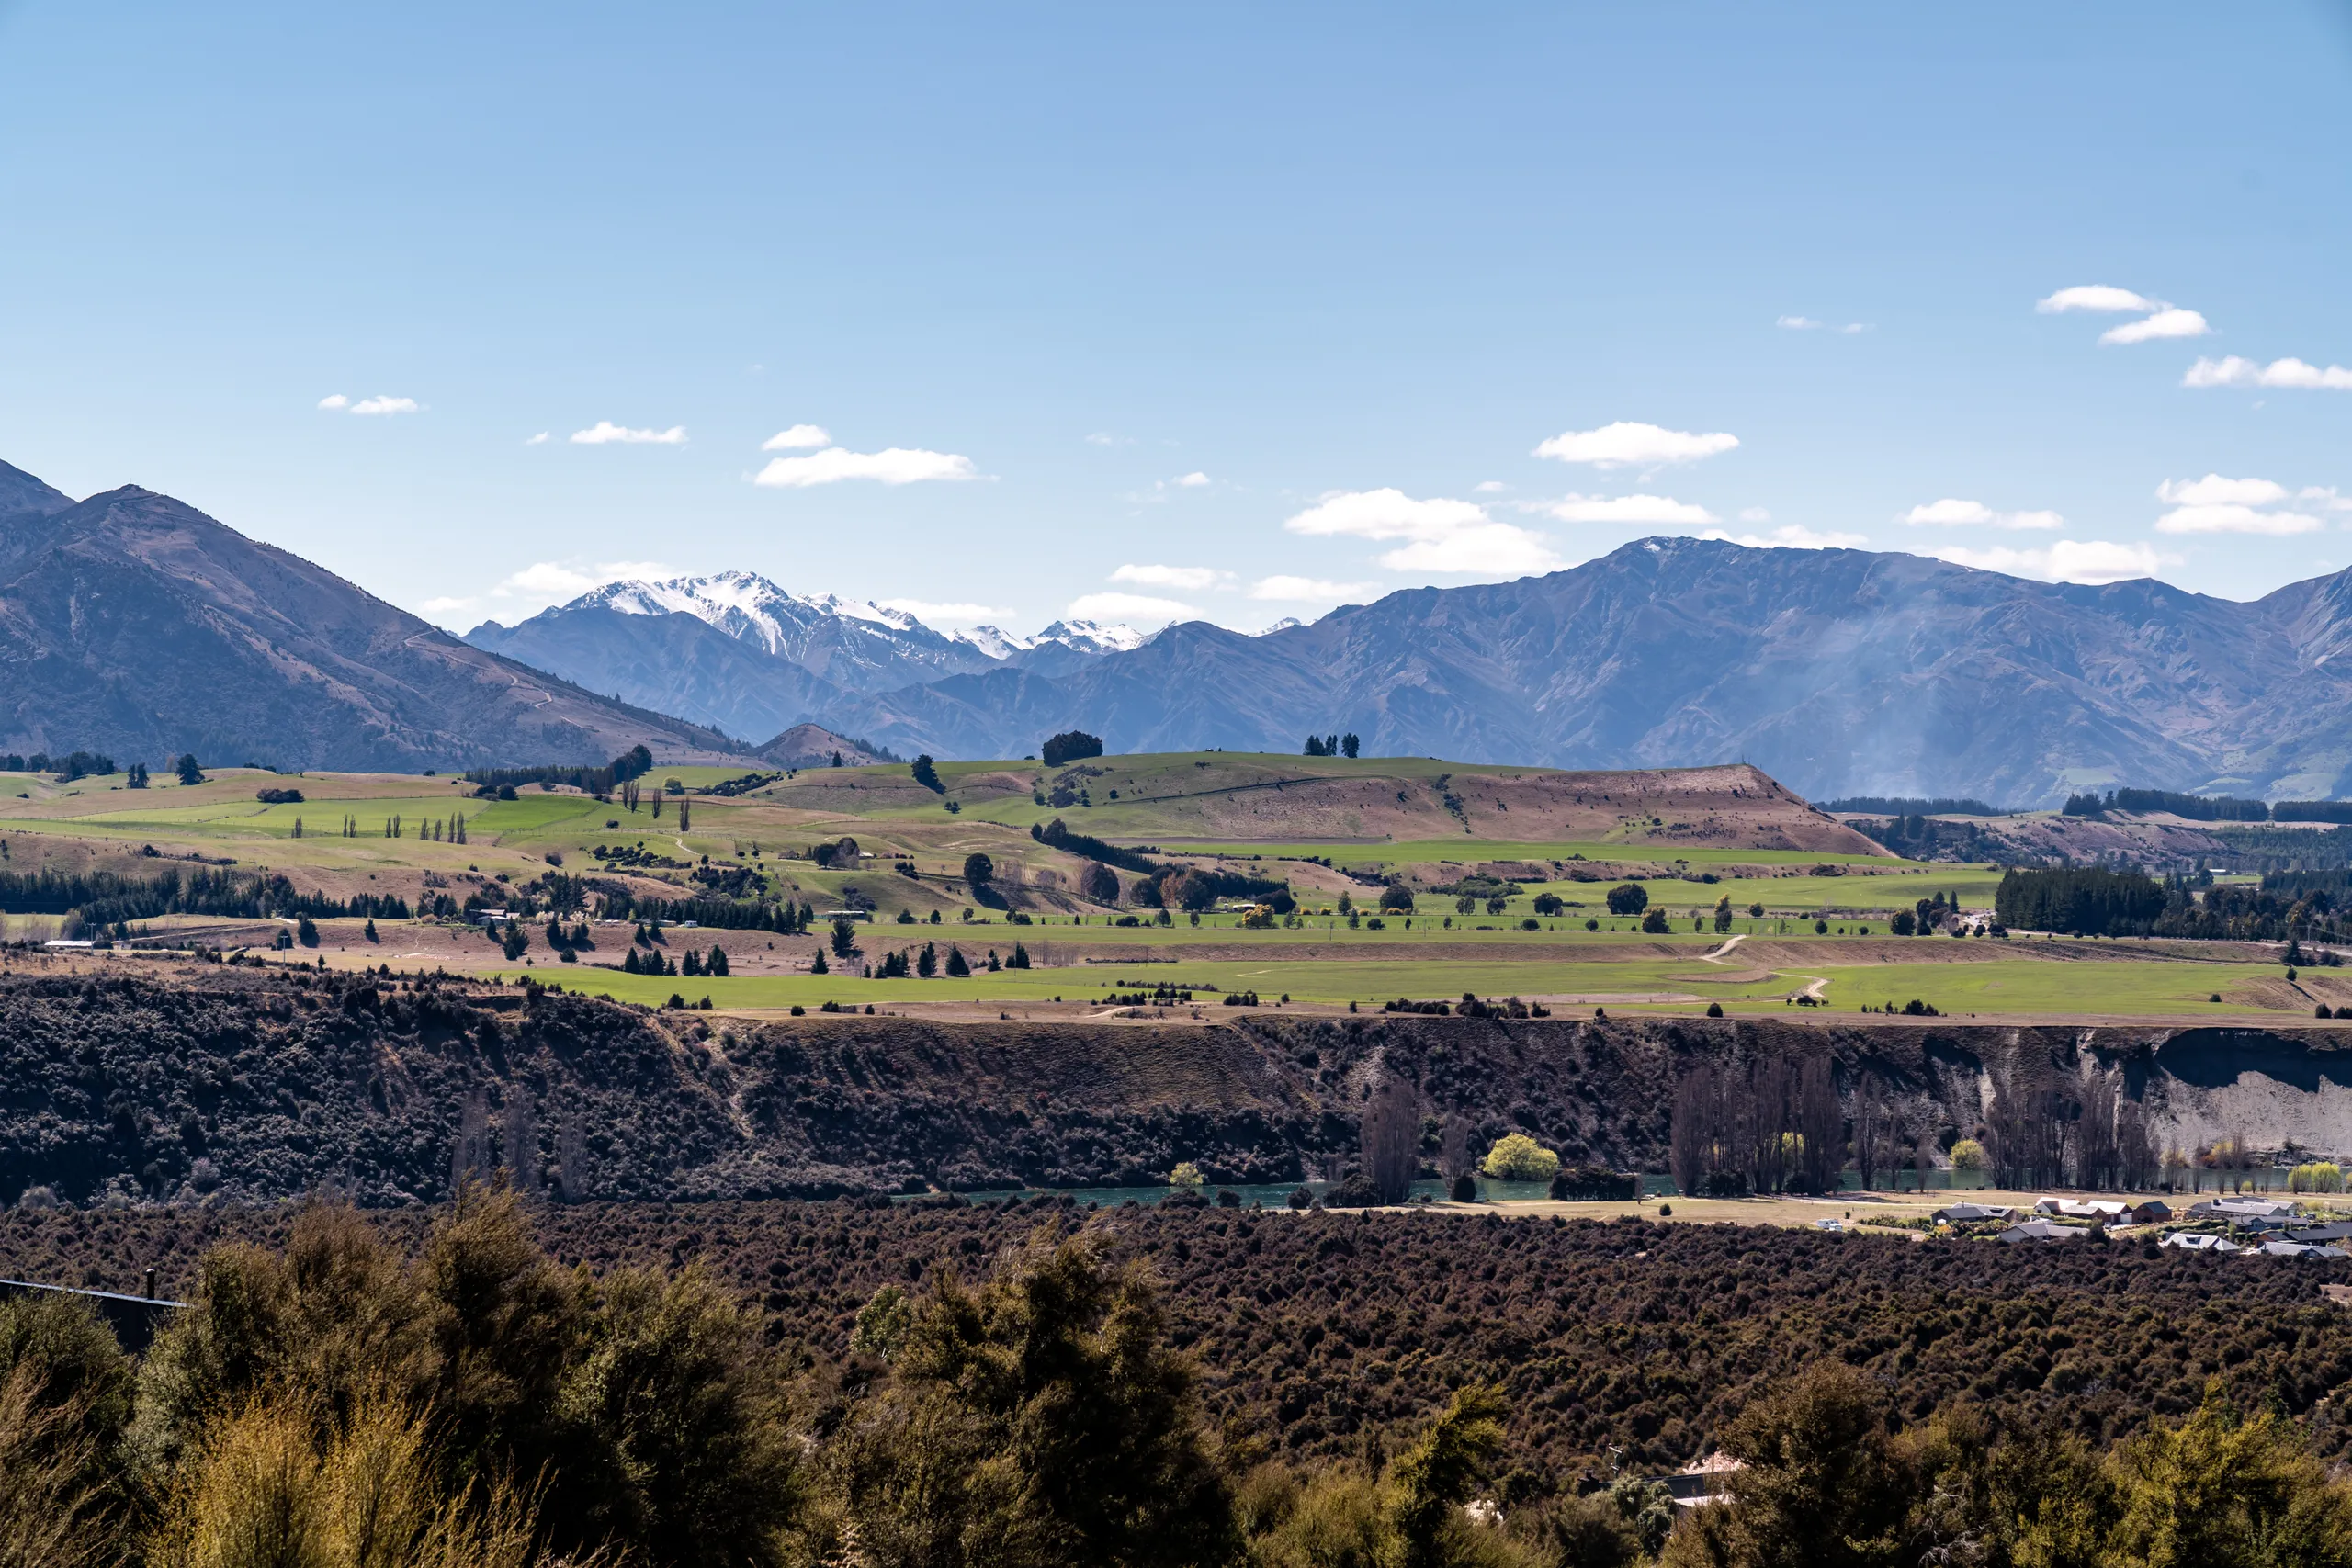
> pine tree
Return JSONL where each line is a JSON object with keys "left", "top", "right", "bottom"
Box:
{"left": 708, "top": 946, "right": 728, "bottom": 976}
{"left": 1304, "top": 735, "right": 1326, "bottom": 756}
{"left": 917, "top": 942, "right": 938, "bottom": 978}
{"left": 684, "top": 949, "right": 702, "bottom": 977}
{"left": 1340, "top": 732, "right": 1360, "bottom": 758}
{"left": 810, "top": 947, "right": 828, "bottom": 974}
{"left": 679, "top": 798, "right": 691, "bottom": 832}
{"left": 1009, "top": 942, "right": 1031, "bottom": 969}
{"left": 945, "top": 945, "right": 969, "bottom": 977}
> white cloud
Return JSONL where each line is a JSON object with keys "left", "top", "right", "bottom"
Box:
{"left": 319, "top": 392, "right": 418, "bottom": 415}
{"left": 2037, "top": 285, "right": 2162, "bottom": 315}
{"left": 571, "top": 421, "right": 688, "bottom": 446}
{"left": 1113, "top": 563, "right": 1227, "bottom": 591}
{"left": 1544, "top": 493, "right": 1716, "bottom": 525}
{"left": 1066, "top": 591, "right": 1196, "bottom": 625}
{"left": 2155, "top": 505, "right": 2323, "bottom": 536}
{"left": 1929, "top": 539, "right": 2173, "bottom": 585}
{"left": 1285, "top": 488, "right": 1490, "bottom": 540}
{"left": 752, "top": 446, "right": 978, "bottom": 487}
{"left": 2151, "top": 474, "right": 2330, "bottom": 535}
{"left": 1533, "top": 421, "right": 1739, "bottom": 469}
{"left": 1249, "top": 575, "right": 1378, "bottom": 602}
{"left": 1898, "top": 498, "right": 2064, "bottom": 531}
{"left": 1700, "top": 525, "right": 1867, "bottom": 550}
{"left": 762, "top": 423, "right": 831, "bottom": 450}
{"left": 2099, "top": 308, "right": 2209, "bottom": 344}
{"left": 875, "top": 598, "right": 1014, "bottom": 625}
{"left": 1085, "top": 432, "right": 1131, "bottom": 446}
{"left": 1283, "top": 488, "right": 1563, "bottom": 574}
{"left": 2183, "top": 355, "right": 2352, "bottom": 390}
{"left": 1377, "top": 525, "right": 1562, "bottom": 575}
{"left": 1174, "top": 470, "right": 1210, "bottom": 488}
{"left": 1473, "top": 480, "right": 1509, "bottom": 493}
{"left": 419, "top": 557, "right": 676, "bottom": 627}
{"left": 526, "top": 432, "right": 549, "bottom": 446}
{"left": 2157, "top": 474, "right": 2290, "bottom": 507}
{"left": 1777, "top": 315, "right": 1824, "bottom": 330}
{"left": 1738, "top": 506, "right": 1772, "bottom": 523}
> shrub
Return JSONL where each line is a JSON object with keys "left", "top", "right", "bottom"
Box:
{"left": 2290, "top": 1162, "right": 2346, "bottom": 1194}
{"left": 1550, "top": 1166, "right": 1638, "bottom": 1201}
{"left": 820, "top": 1231, "right": 1238, "bottom": 1568}
{"left": 1170, "top": 1162, "right": 1206, "bottom": 1187}
{"left": 1041, "top": 730, "right": 1105, "bottom": 768}
{"left": 1323, "top": 1173, "right": 1382, "bottom": 1208}
{"left": 1481, "top": 1134, "right": 1560, "bottom": 1183}
{"left": 1949, "top": 1138, "right": 1987, "bottom": 1171}
{"left": 1640, "top": 909, "right": 1669, "bottom": 934}
{"left": 1605, "top": 883, "right": 1648, "bottom": 916}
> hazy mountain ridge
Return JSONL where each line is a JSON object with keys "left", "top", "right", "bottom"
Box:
{"left": 0, "top": 464, "right": 748, "bottom": 770}
{"left": 809, "top": 538, "right": 2352, "bottom": 806}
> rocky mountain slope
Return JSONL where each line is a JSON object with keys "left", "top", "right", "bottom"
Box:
{"left": 812, "top": 538, "right": 2352, "bottom": 807}
{"left": 0, "top": 463, "right": 748, "bottom": 771}
{"left": 9, "top": 964, "right": 2348, "bottom": 1207}
{"left": 465, "top": 571, "right": 1143, "bottom": 739}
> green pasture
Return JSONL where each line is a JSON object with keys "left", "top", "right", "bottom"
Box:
{"left": 481, "top": 950, "right": 2308, "bottom": 1018}
{"left": 486, "top": 950, "right": 1801, "bottom": 1010}
{"left": 1145, "top": 838, "right": 1905, "bottom": 868}
{"left": 1792, "top": 958, "right": 2300, "bottom": 1018}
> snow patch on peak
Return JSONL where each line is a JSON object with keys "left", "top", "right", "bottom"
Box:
{"left": 1034, "top": 619, "right": 1146, "bottom": 654}
{"left": 953, "top": 625, "right": 1024, "bottom": 660}
{"left": 1259, "top": 617, "right": 1304, "bottom": 636}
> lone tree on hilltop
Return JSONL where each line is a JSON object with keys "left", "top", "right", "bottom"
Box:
{"left": 910, "top": 754, "right": 944, "bottom": 793}
{"left": 1042, "top": 729, "right": 1103, "bottom": 767}
{"left": 174, "top": 753, "right": 204, "bottom": 786}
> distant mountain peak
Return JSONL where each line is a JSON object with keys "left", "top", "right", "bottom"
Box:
{"left": 0, "top": 460, "right": 77, "bottom": 517}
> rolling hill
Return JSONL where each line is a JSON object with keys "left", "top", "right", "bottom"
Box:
{"left": 0, "top": 461, "right": 749, "bottom": 771}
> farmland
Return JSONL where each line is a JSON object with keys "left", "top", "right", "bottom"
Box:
{"left": 0, "top": 750, "right": 2323, "bottom": 1025}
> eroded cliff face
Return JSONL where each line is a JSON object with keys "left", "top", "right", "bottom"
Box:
{"left": 5, "top": 966, "right": 2346, "bottom": 1205}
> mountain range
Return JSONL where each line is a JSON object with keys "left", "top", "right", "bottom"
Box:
{"left": 789, "top": 537, "right": 2352, "bottom": 807}
{"left": 8, "top": 455, "right": 2352, "bottom": 805}
{"left": 464, "top": 570, "right": 1142, "bottom": 741}
{"left": 0, "top": 461, "right": 744, "bottom": 771}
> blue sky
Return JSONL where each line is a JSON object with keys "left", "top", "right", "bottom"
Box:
{"left": 1, "top": 2, "right": 2347, "bottom": 635}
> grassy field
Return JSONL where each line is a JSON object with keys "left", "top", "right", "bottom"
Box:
{"left": 0, "top": 752, "right": 2315, "bottom": 1022}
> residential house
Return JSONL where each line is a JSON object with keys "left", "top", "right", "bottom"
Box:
{"left": 1997, "top": 1220, "right": 2082, "bottom": 1244}
{"left": 1934, "top": 1202, "right": 2015, "bottom": 1224}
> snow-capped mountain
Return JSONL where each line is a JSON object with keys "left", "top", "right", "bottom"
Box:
{"left": 465, "top": 571, "right": 1145, "bottom": 742}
